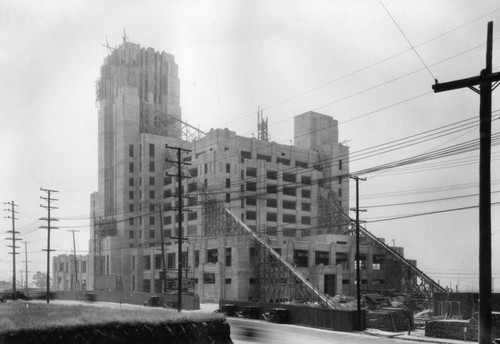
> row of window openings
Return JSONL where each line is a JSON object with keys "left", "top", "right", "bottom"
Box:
{"left": 203, "top": 248, "right": 384, "bottom": 270}
{"left": 242, "top": 198, "right": 310, "bottom": 210}
{"left": 128, "top": 144, "right": 344, "bottom": 180}
{"left": 242, "top": 211, "right": 310, "bottom": 224}
{"left": 129, "top": 143, "right": 156, "bottom": 158}
{"left": 136, "top": 249, "right": 382, "bottom": 275}
{"left": 127, "top": 212, "right": 198, "bottom": 228}
{"left": 57, "top": 261, "right": 87, "bottom": 273}
{"left": 139, "top": 276, "right": 384, "bottom": 289}
{"left": 240, "top": 151, "right": 344, "bottom": 171}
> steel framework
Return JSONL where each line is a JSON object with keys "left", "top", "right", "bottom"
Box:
{"left": 200, "top": 192, "right": 344, "bottom": 309}
{"left": 320, "top": 188, "right": 446, "bottom": 299}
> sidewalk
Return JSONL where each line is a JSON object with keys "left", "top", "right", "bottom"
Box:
{"left": 365, "top": 328, "right": 475, "bottom": 344}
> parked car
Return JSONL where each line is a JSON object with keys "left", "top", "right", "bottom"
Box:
{"left": 238, "top": 306, "right": 261, "bottom": 319}
{"left": 1, "top": 290, "right": 32, "bottom": 301}
{"left": 262, "top": 308, "right": 290, "bottom": 323}
{"left": 214, "top": 304, "right": 238, "bottom": 316}
{"left": 144, "top": 295, "right": 167, "bottom": 308}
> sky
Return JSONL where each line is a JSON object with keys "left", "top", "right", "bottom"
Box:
{"left": 0, "top": 0, "right": 499, "bottom": 292}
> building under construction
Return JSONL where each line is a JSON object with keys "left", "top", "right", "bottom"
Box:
{"left": 89, "top": 41, "right": 445, "bottom": 308}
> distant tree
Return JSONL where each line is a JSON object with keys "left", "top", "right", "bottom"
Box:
{"left": 32, "top": 271, "right": 49, "bottom": 288}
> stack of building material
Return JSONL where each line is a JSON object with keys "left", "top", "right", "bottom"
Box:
{"left": 366, "top": 308, "right": 413, "bottom": 332}
{"left": 425, "top": 320, "right": 469, "bottom": 340}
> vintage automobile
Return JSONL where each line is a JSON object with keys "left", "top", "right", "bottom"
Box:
{"left": 238, "top": 306, "right": 261, "bottom": 319}
{"left": 144, "top": 295, "right": 167, "bottom": 308}
{"left": 214, "top": 303, "right": 238, "bottom": 316}
{"left": 262, "top": 308, "right": 290, "bottom": 323}
{"left": 1, "top": 290, "right": 32, "bottom": 301}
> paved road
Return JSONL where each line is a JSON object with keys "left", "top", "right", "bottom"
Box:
{"left": 228, "top": 318, "right": 429, "bottom": 344}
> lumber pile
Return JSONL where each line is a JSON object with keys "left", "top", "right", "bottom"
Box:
{"left": 425, "top": 320, "right": 469, "bottom": 340}
{"left": 366, "top": 308, "right": 413, "bottom": 332}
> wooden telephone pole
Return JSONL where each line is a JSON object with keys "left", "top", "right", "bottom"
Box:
{"left": 432, "top": 21, "right": 500, "bottom": 344}
{"left": 165, "top": 145, "right": 191, "bottom": 312}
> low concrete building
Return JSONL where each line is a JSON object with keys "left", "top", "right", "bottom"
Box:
{"left": 53, "top": 254, "right": 89, "bottom": 292}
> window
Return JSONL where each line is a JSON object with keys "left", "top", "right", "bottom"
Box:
{"left": 266, "top": 212, "right": 277, "bottom": 222}
{"left": 246, "top": 182, "right": 256, "bottom": 191}
{"left": 283, "top": 186, "right": 296, "bottom": 196}
{"left": 266, "top": 170, "right": 277, "bottom": 180}
{"left": 129, "top": 162, "right": 134, "bottom": 173}
{"left": 301, "top": 202, "right": 311, "bottom": 211}
{"left": 295, "top": 161, "right": 308, "bottom": 168}
{"left": 249, "top": 247, "right": 257, "bottom": 259}
{"left": 188, "top": 211, "right": 198, "bottom": 221}
{"left": 194, "top": 250, "right": 199, "bottom": 267}
{"left": 204, "top": 164, "right": 208, "bottom": 174}
{"left": 338, "top": 188, "right": 342, "bottom": 197}
{"left": 129, "top": 178, "right": 134, "bottom": 186}
{"left": 266, "top": 198, "right": 277, "bottom": 208}
{"left": 266, "top": 226, "right": 277, "bottom": 236}
{"left": 149, "top": 161, "right": 155, "bottom": 172}
{"left": 267, "top": 184, "right": 277, "bottom": 193}
{"left": 249, "top": 278, "right": 257, "bottom": 285}
{"left": 149, "top": 204, "right": 155, "bottom": 212}
{"left": 226, "top": 178, "right": 230, "bottom": 188}
{"left": 129, "top": 217, "right": 134, "bottom": 225}
{"left": 246, "top": 196, "right": 256, "bottom": 206}
{"left": 144, "top": 256, "right": 151, "bottom": 270}
{"left": 207, "top": 249, "right": 218, "bottom": 264}
{"left": 81, "top": 261, "right": 87, "bottom": 273}
{"left": 277, "top": 157, "right": 290, "bottom": 165}
{"left": 149, "top": 190, "right": 155, "bottom": 199}
{"left": 226, "top": 163, "right": 230, "bottom": 173}
{"left": 246, "top": 167, "right": 257, "bottom": 177}
{"left": 226, "top": 193, "right": 231, "bottom": 203}
{"left": 225, "top": 278, "right": 232, "bottom": 284}
{"left": 149, "top": 143, "right": 155, "bottom": 157}
{"left": 203, "top": 273, "right": 215, "bottom": 284}
{"left": 301, "top": 176, "right": 311, "bottom": 185}
{"left": 336, "top": 252, "right": 349, "bottom": 268}
{"left": 129, "top": 204, "right": 134, "bottom": 212}
{"left": 149, "top": 229, "right": 155, "bottom": 238}
{"left": 283, "top": 214, "right": 296, "bottom": 223}
{"left": 283, "top": 228, "right": 295, "bottom": 237}
{"left": 164, "top": 216, "right": 172, "bottom": 225}
{"left": 338, "top": 176, "right": 342, "bottom": 184}
{"left": 188, "top": 183, "right": 197, "bottom": 192}
{"left": 129, "top": 230, "right": 134, "bottom": 239}
{"left": 301, "top": 216, "right": 311, "bottom": 225}
{"left": 338, "top": 159, "right": 342, "bottom": 170}
{"left": 373, "top": 255, "right": 384, "bottom": 270}
{"left": 165, "top": 176, "right": 172, "bottom": 185}
{"left": 257, "top": 154, "right": 271, "bottom": 162}
{"left": 246, "top": 211, "right": 256, "bottom": 220}
{"left": 315, "top": 251, "right": 329, "bottom": 265}
{"left": 149, "top": 177, "right": 155, "bottom": 186}
{"left": 283, "top": 173, "right": 296, "bottom": 183}
{"left": 283, "top": 201, "right": 296, "bottom": 210}
{"left": 129, "top": 191, "right": 134, "bottom": 200}
{"left": 155, "top": 254, "right": 162, "bottom": 269}
{"left": 294, "top": 249, "right": 308, "bottom": 267}
{"left": 149, "top": 217, "right": 155, "bottom": 226}
{"left": 129, "top": 144, "right": 134, "bottom": 157}
{"left": 302, "top": 189, "right": 311, "bottom": 198}
{"left": 225, "top": 247, "right": 232, "bottom": 266}
{"left": 167, "top": 253, "right": 175, "bottom": 269}
{"left": 241, "top": 151, "right": 252, "bottom": 161}
{"left": 143, "top": 279, "right": 151, "bottom": 293}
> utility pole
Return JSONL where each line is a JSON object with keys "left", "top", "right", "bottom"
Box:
{"left": 40, "top": 188, "right": 59, "bottom": 303}
{"left": 165, "top": 145, "right": 191, "bottom": 312}
{"left": 432, "top": 21, "right": 500, "bottom": 344}
{"left": 22, "top": 241, "right": 30, "bottom": 292}
{"left": 158, "top": 203, "right": 168, "bottom": 294}
{"left": 4, "top": 201, "right": 20, "bottom": 299}
{"left": 349, "top": 176, "right": 366, "bottom": 331}
{"left": 67, "top": 230, "right": 79, "bottom": 291}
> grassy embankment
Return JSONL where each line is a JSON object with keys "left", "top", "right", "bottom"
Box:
{"left": 0, "top": 302, "right": 230, "bottom": 344}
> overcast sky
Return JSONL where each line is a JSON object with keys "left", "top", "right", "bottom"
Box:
{"left": 0, "top": 0, "right": 499, "bottom": 292}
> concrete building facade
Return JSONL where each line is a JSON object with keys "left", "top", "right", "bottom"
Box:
{"left": 53, "top": 254, "right": 89, "bottom": 292}
{"left": 89, "top": 41, "right": 416, "bottom": 303}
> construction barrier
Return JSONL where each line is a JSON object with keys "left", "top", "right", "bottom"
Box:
{"left": 219, "top": 300, "right": 365, "bottom": 332}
